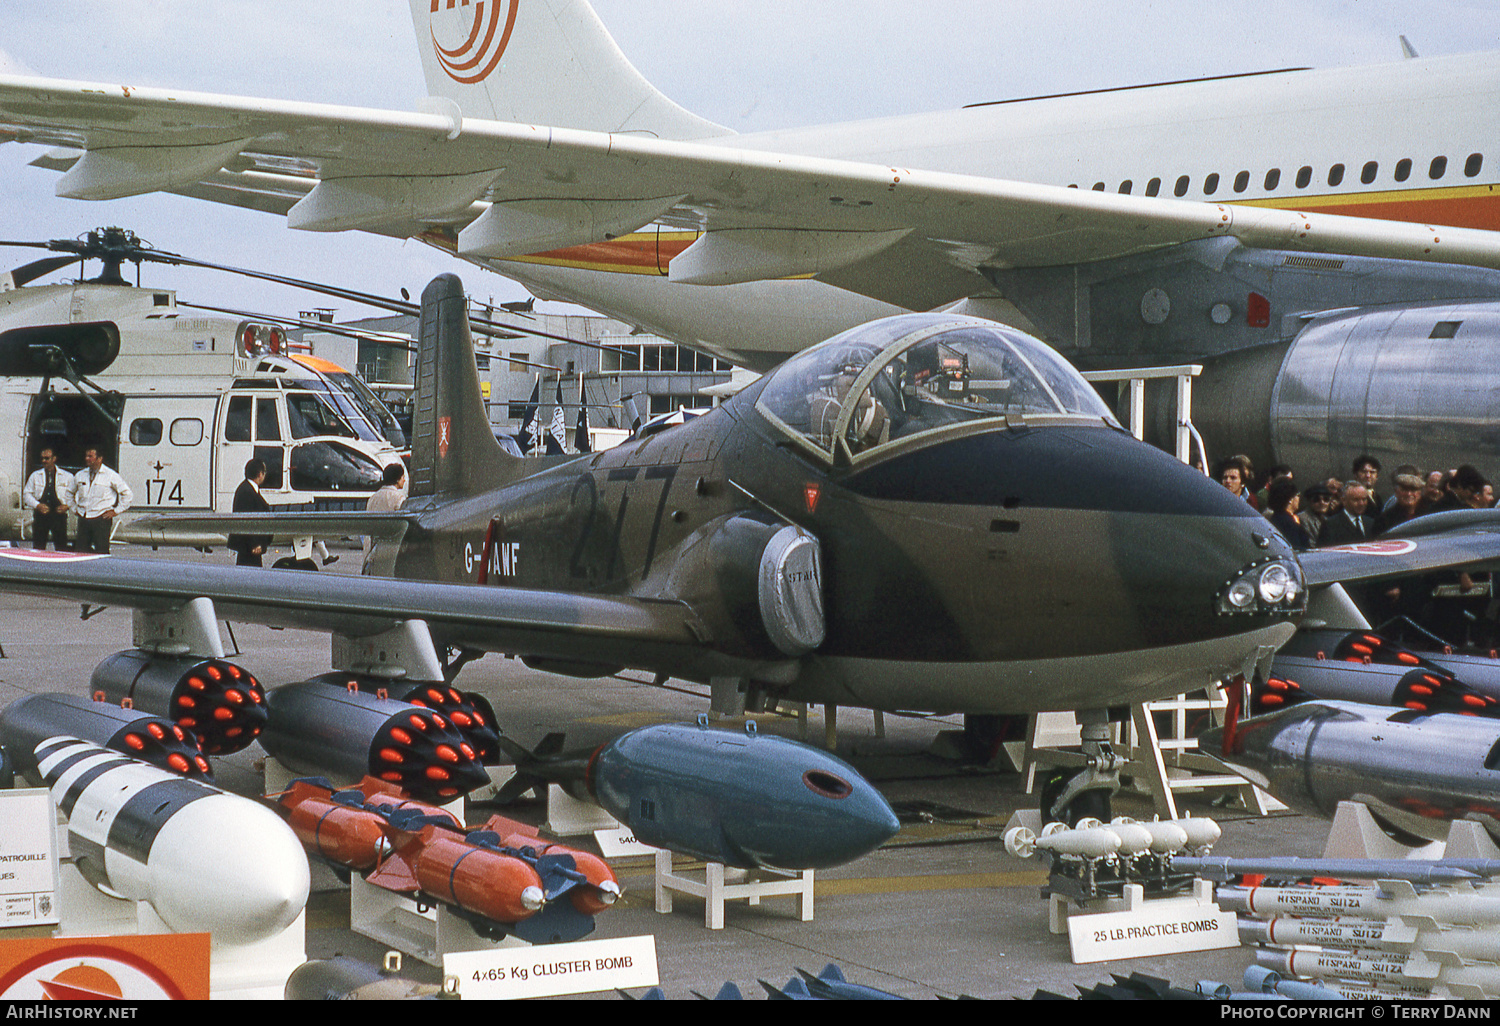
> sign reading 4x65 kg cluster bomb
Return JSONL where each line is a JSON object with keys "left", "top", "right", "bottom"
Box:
{"left": 447, "top": 935, "right": 658, "bottom": 999}
{"left": 1067, "top": 902, "right": 1238, "bottom": 964}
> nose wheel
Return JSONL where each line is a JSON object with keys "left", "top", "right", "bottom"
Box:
{"left": 1039, "top": 711, "right": 1120, "bottom": 826}
{"left": 1040, "top": 767, "right": 1115, "bottom": 827}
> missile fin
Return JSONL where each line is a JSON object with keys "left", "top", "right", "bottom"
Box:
{"left": 366, "top": 852, "right": 421, "bottom": 892}
{"left": 1376, "top": 878, "right": 1420, "bottom": 900}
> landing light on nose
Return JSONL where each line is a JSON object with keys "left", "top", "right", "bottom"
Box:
{"left": 1216, "top": 558, "right": 1305, "bottom": 617}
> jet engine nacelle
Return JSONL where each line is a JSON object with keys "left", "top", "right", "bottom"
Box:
{"left": 667, "top": 512, "right": 825, "bottom": 659}
{"left": 1159, "top": 300, "right": 1500, "bottom": 478}
{"left": 0, "top": 321, "right": 120, "bottom": 376}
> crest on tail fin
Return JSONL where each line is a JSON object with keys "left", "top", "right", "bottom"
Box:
{"left": 408, "top": 273, "right": 518, "bottom": 498}
{"left": 410, "top": 0, "right": 728, "bottom": 139}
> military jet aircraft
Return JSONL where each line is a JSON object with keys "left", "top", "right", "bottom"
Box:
{"left": 6, "top": 274, "right": 1500, "bottom": 822}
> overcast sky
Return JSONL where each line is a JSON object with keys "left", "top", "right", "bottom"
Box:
{"left": 0, "top": 0, "right": 1496, "bottom": 322}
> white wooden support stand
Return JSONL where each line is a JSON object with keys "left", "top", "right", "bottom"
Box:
{"left": 53, "top": 820, "right": 304, "bottom": 999}
{"left": 653, "top": 850, "right": 814, "bottom": 930}
{"left": 348, "top": 873, "right": 528, "bottom": 968}
{"left": 1047, "top": 875, "right": 1216, "bottom": 936}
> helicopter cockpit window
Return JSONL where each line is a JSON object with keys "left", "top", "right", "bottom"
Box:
{"left": 756, "top": 314, "right": 1116, "bottom": 462}
{"left": 286, "top": 392, "right": 358, "bottom": 440}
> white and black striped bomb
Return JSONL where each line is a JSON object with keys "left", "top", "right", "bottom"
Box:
{"left": 0, "top": 693, "right": 211, "bottom": 781}
{"left": 35, "top": 736, "right": 308, "bottom": 943}
{"left": 261, "top": 679, "right": 490, "bottom": 802}
{"left": 90, "top": 649, "right": 267, "bottom": 754}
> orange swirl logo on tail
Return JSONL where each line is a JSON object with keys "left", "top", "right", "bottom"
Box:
{"left": 430, "top": 0, "right": 520, "bottom": 84}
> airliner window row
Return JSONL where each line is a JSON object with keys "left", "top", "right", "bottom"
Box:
{"left": 1074, "top": 153, "right": 1483, "bottom": 197}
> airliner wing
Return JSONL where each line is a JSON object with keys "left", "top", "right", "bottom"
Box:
{"left": 0, "top": 550, "right": 704, "bottom": 669}
{"left": 5, "top": 74, "right": 1500, "bottom": 308}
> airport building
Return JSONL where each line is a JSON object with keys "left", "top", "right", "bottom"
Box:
{"left": 300, "top": 302, "right": 736, "bottom": 450}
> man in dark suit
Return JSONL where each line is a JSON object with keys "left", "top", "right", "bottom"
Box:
{"left": 1318, "top": 482, "right": 1375, "bottom": 547}
{"left": 229, "top": 458, "right": 272, "bottom": 567}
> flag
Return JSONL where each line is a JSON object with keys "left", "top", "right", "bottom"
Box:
{"left": 546, "top": 380, "right": 567, "bottom": 454}
{"left": 516, "top": 375, "right": 540, "bottom": 453}
{"left": 575, "top": 373, "right": 592, "bottom": 453}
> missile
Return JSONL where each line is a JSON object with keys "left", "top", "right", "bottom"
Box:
{"left": 305, "top": 672, "right": 501, "bottom": 764}
{"left": 795, "top": 964, "right": 904, "bottom": 1000}
{"left": 91, "top": 648, "right": 267, "bottom": 754}
{"left": 1264, "top": 654, "right": 1500, "bottom": 717}
{"left": 1201, "top": 700, "right": 1500, "bottom": 840}
{"left": 35, "top": 736, "right": 308, "bottom": 943}
{"left": 0, "top": 693, "right": 211, "bottom": 781}
{"left": 1219, "top": 880, "right": 1500, "bottom": 925}
{"left": 499, "top": 718, "right": 900, "bottom": 870}
{"left": 1241, "top": 966, "right": 1348, "bottom": 1002}
{"left": 1179, "top": 855, "right": 1500, "bottom": 884}
{"left": 261, "top": 679, "right": 489, "bottom": 803}
{"left": 1242, "top": 915, "right": 1500, "bottom": 963}
{"left": 1256, "top": 947, "right": 1500, "bottom": 998}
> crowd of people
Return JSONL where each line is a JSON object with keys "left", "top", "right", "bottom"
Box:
{"left": 1215, "top": 452, "right": 1497, "bottom": 648}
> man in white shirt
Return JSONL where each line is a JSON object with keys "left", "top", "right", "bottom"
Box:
{"left": 22, "top": 448, "right": 74, "bottom": 550}
{"left": 363, "top": 463, "right": 407, "bottom": 571}
{"left": 71, "top": 447, "right": 133, "bottom": 553}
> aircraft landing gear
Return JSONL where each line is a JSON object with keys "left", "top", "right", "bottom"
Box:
{"left": 1039, "top": 710, "right": 1120, "bottom": 826}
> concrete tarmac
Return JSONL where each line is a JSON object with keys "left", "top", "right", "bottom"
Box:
{"left": 0, "top": 543, "right": 1331, "bottom": 1000}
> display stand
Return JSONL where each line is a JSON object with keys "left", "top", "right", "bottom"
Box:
{"left": 544, "top": 783, "right": 621, "bottom": 836}
{"left": 348, "top": 872, "right": 528, "bottom": 967}
{"left": 54, "top": 852, "right": 304, "bottom": 999}
{"left": 1322, "top": 800, "right": 1459, "bottom": 859}
{"left": 653, "top": 850, "right": 814, "bottom": 930}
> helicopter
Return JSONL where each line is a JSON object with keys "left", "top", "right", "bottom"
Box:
{"left": 0, "top": 227, "right": 426, "bottom": 547}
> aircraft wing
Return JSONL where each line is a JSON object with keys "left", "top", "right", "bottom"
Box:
{"left": 123, "top": 511, "right": 415, "bottom": 545}
{"left": 0, "top": 550, "right": 705, "bottom": 670}
{"left": 6, "top": 74, "right": 1500, "bottom": 309}
{"left": 1298, "top": 509, "right": 1500, "bottom": 588}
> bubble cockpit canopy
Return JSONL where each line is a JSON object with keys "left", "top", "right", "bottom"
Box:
{"left": 755, "top": 314, "right": 1118, "bottom": 463}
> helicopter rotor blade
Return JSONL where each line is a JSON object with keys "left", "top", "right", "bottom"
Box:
{"left": 0, "top": 229, "right": 638, "bottom": 358}
{"left": 6, "top": 255, "right": 82, "bottom": 288}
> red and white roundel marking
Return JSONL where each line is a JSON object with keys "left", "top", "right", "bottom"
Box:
{"left": 429, "top": 0, "right": 520, "bottom": 84}
{"left": 0, "top": 948, "right": 183, "bottom": 1000}
{"left": 0, "top": 548, "right": 107, "bottom": 562}
{"left": 1321, "top": 539, "right": 1418, "bottom": 556}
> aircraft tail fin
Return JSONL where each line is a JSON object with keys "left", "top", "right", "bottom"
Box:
{"left": 408, "top": 0, "right": 728, "bottom": 139}
{"left": 408, "top": 273, "right": 519, "bottom": 499}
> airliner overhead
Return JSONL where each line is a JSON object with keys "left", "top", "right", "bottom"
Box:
{"left": 2, "top": 1, "right": 1500, "bottom": 476}
{"left": 0, "top": 1, "right": 1491, "bottom": 322}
